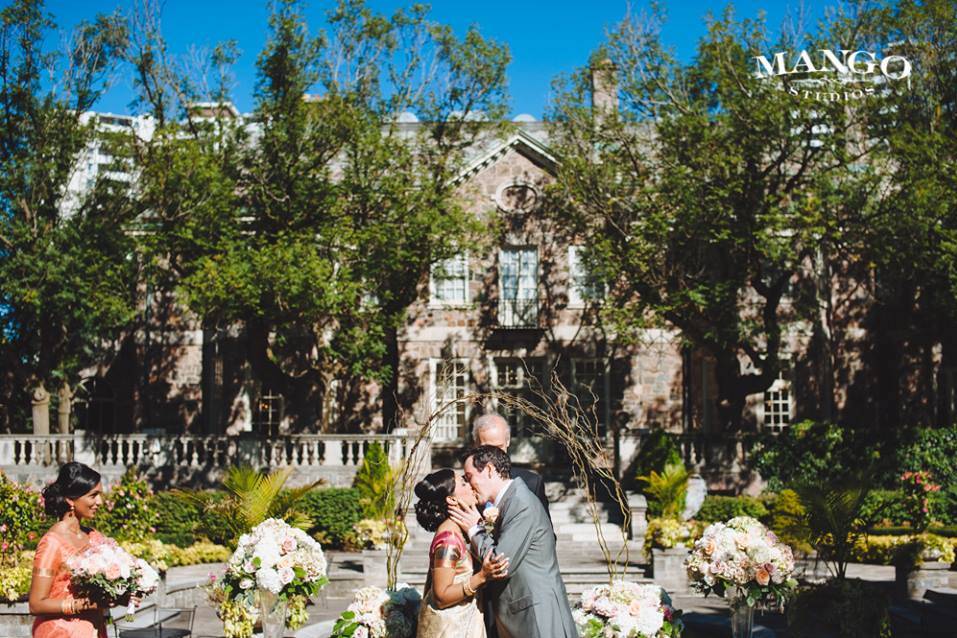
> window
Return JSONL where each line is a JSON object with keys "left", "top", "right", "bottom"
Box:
{"left": 431, "top": 360, "right": 469, "bottom": 442}
{"left": 255, "top": 387, "right": 284, "bottom": 437}
{"left": 568, "top": 246, "right": 605, "bottom": 307}
{"left": 499, "top": 247, "right": 538, "bottom": 327}
{"left": 762, "top": 363, "right": 792, "bottom": 433}
{"left": 491, "top": 358, "right": 545, "bottom": 438}
{"left": 430, "top": 253, "right": 469, "bottom": 306}
{"left": 571, "top": 358, "right": 609, "bottom": 432}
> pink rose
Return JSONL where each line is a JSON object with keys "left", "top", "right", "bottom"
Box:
{"left": 0, "top": 524, "right": 7, "bottom": 533}
{"left": 282, "top": 537, "right": 297, "bottom": 553}
{"left": 106, "top": 564, "right": 121, "bottom": 580}
{"left": 755, "top": 567, "right": 770, "bottom": 586}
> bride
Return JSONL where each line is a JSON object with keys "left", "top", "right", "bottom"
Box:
{"left": 414, "top": 468, "right": 508, "bottom": 638}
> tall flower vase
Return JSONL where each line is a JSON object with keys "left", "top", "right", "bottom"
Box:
{"left": 729, "top": 599, "right": 754, "bottom": 638}
{"left": 258, "top": 590, "right": 287, "bottom": 638}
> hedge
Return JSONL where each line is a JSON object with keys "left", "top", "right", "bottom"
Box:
{"left": 696, "top": 495, "right": 769, "bottom": 523}
{"left": 301, "top": 487, "right": 364, "bottom": 548}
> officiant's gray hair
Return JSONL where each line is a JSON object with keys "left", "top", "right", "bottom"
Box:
{"left": 472, "top": 412, "right": 510, "bottom": 446}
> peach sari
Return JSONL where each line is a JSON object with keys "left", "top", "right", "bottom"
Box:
{"left": 31, "top": 530, "right": 108, "bottom": 638}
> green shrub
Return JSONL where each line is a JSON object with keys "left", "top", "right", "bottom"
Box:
{"left": 194, "top": 490, "right": 235, "bottom": 546}
{"left": 644, "top": 517, "right": 703, "bottom": 559}
{"left": 696, "top": 495, "right": 768, "bottom": 524}
{"left": 859, "top": 489, "right": 909, "bottom": 527}
{"left": 750, "top": 421, "right": 877, "bottom": 491}
{"left": 638, "top": 462, "right": 688, "bottom": 518}
{"left": 152, "top": 491, "right": 204, "bottom": 547}
{"left": 93, "top": 468, "right": 158, "bottom": 543}
{"left": 787, "top": 579, "right": 891, "bottom": 638}
{"left": 633, "top": 429, "right": 682, "bottom": 481}
{"left": 0, "top": 551, "right": 33, "bottom": 602}
{"left": 301, "top": 487, "right": 364, "bottom": 548}
{"left": 0, "top": 472, "right": 48, "bottom": 560}
{"left": 352, "top": 443, "right": 396, "bottom": 519}
{"left": 897, "top": 425, "right": 957, "bottom": 483}
{"left": 766, "top": 489, "right": 812, "bottom": 554}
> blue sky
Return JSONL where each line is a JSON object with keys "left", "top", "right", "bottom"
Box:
{"left": 38, "top": 0, "right": 833, "bottom": 117}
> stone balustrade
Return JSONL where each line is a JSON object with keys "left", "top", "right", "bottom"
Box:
{"left": 0, "top": 431, "right": 416, "bottom": 488}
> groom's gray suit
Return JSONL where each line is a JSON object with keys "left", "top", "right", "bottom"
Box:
{"left": 470, "top": 477, "right": 578, "bottom": 638}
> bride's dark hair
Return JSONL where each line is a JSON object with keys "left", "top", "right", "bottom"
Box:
{"left": 414, "top": 468, "right": 456, "bottom": 532}
{"left": 41, "top": 462, "right": 101, "bottom": 518}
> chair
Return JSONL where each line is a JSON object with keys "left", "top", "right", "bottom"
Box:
{"left": 116, "top": 606, "right": 195, "bottom": 638}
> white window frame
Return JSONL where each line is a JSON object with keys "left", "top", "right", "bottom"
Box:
{"left": 429, "top": 252, "right": 470, "bottom": 307}
{"left": 759, "top": 360, "right": 793, "bottom": 434}
{"left": 498, "top": 246, "right": 539, "bottom": 327}
{"left": 568, "top": 246, "right": 605, "bottom": 307}
{"left": 429, "top": 358, "right": 470, "bottom": 442}
{"left": 490, "top": 357, "right": 545, "bottom": 438}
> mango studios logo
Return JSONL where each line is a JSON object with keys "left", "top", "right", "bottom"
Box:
{"left": 752, "top": 49, "right": 912, "bottom": 101}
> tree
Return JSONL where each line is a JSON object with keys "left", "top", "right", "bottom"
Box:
{"left": 547, "top": 6, "right": 875, "bottom": 432}
{"left": 134, "top": 0, "right": 509, "bottom": 431}
{"left": 0, "top": 0, "right": 134, "bottom": 432}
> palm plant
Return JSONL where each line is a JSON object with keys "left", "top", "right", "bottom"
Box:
{"left": 352, "top": 443, "right": 397, "bottom": 519}
{"left": 796, "top": 474, "right": 872, "bottom": 580}
{"left": 177, "top": 465, "right": 319, "bottom": 547}
{"left": 638, "top": 462, "right": 689, "bottom": 519}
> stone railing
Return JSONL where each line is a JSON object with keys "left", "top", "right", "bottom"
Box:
{"left": 0, "top": 431, "right": 416, "bottom": 488}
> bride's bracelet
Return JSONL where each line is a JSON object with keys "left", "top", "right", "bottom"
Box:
{"left": 60, "top": 598, "right": 76, "bottom": 615}
{"left": 463, "top": 580, "right": 476, "bottom": 598}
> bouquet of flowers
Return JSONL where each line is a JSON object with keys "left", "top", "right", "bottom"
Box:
{"left": 572, "top": 581, "right": 683, "bottom": 638}
{"left": 208, "top": 518, "right": 328, "bottom": 638}
{"left": 65, "top": 535, "right": 160, "bottom": 619}
{"left": 330, "top": 584, "right": 421, "bottom": 638}
{"left": 685, "top": 516, "right": 797, "bottom": 606}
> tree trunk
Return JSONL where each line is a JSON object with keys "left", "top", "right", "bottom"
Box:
{"left": 381, "top": 324, "right": 401, "bottom": 433}
{"left": 813, "top": 245, "right": 836, "bottom": 422}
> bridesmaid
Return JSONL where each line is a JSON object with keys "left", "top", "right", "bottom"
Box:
{"left": 29, "top": 462, "right": 109, "bottom": 638}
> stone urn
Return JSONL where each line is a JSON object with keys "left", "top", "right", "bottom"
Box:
{"left": 651, "top": 546, "right": 690, "bottom": 594}
{"left": 896, "top": 560, "right": 952, "bottom": 600}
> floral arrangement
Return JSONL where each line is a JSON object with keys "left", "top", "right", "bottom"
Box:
{"left": 901, "top": 471, "right": 941, "bottom": 532}
{"left": 207, "top": 518, "right": 328, "bottom": 638}
{"left": 330, "top": 584, "right": 421, "bottom": 638}
{"left": 572, "top": 581, "right": 683, "bottom": 638}
{"left": 686, "top": 516, "right": 797, "bottom": 607}
{"left": 65, "top": 535, "right": 160, "bottom": 619}
{"left": 644, "top": 517, "right": 703, "bottom": 558}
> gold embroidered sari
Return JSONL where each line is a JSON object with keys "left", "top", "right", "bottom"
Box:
{"left": 416, "top": 530, "right": 485, "bottom": 638}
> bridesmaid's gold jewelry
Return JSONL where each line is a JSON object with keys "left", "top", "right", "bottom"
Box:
{"left": 33, "top": 567, "right": 54, "bottom": 577}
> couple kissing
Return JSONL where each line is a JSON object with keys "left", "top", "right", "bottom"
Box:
{"left": 413, "top": 444, "right": 578, "bottom": 638}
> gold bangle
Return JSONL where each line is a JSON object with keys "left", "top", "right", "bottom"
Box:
{"left": 463, "top": 580, "right": 476, "bottom": 597}
{"left": 61, "top": 598, "right": 73, "bottom": 615}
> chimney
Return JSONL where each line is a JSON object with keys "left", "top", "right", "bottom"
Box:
{"left": 590, "top": 58, "right": 618, "bottom": 117}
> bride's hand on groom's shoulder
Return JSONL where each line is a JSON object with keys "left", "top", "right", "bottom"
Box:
{"left": 448, "top": 502, "right": 481, "bottom": 532}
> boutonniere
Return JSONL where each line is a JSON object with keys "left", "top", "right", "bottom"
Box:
{"left": 482, "top": 505, "right": 500, "bottom": 534}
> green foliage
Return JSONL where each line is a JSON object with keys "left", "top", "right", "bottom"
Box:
{"left": 352, "top": 442, "right": 396, "bottom": 519}
{"left": 300, "top": 487, "right": 364, "bottom": 549}
{"left": 893, "top": 533, "right": 957, "bottom": 568}
{"left": 151, "top": 490, "right": 204, "bottom": 547}
{"left": 751, "top": 421, "right": 877, "bottom": 491}
{"left": 177, "top": 466, "right": 317, "bottom": 547}
{"left": 0, "top": 0, "right": 137, "bottom": 417}
{"left": 0, "top": 551, "right": 33, "bottom": 602}
{"left": 133, "top": 0, "right": 510, "bottom": 430}
{"left": 644, "top": 517, "right": 703, "bottom": 558}
{"left": 95, "top": 468, "right": 157, "bottom": 543}
{"left": 632, "top": 429, "right": 682, "bottom": 482}
{"left": 638, "top": 462, "right": 688, "bottom": 519}
{"left": 787, "top": 579, "right": 892, "bottom": 638}
{"left": 696, "top": 495, "right": 768, "bottom": 524}
{"left": 898, "top": 425, "right": 957, "bottom": 479}
{"left": 765, "top": 490, "right": 812, "bottom": 555}
{"left": 796, "top": 475, "right": 873, "bottom": 580}
{"left": 859, "top": 490, "right": 909, "bottom": 527}
{"left": 0, "top": 471, "right": 48, "bottom": 562}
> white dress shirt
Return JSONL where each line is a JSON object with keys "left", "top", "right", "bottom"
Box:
{"left": 468, "top": 479, "right": 513, "bottom": 540}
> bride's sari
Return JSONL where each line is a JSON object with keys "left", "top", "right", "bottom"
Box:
{"left": 416, "top": 530, "right": 485, "bottom": 638}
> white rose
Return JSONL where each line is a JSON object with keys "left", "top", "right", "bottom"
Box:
{"left": 256, "top": 568, "right": 282, "bottom": 594}
{"left": 278, "top": 567, "right": 295, "bottom": 585}
{"left": 239, "top": 578, "right": 254, "bottom": 590}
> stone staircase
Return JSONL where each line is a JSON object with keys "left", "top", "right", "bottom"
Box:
{"left": 396, "top": 484, "right": 652, "bottom": 599}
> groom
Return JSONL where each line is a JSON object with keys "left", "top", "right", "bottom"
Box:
{"left": 449, "top": 445, "right": 578, "bottom": 638}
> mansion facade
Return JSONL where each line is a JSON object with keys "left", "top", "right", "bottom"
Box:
{"left": 61, "top": 104, "right": 955, "bottom": 491}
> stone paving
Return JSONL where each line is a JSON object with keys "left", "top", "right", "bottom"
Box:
{"left": 161, "top": 555, "right": 907, "bottom": 638}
